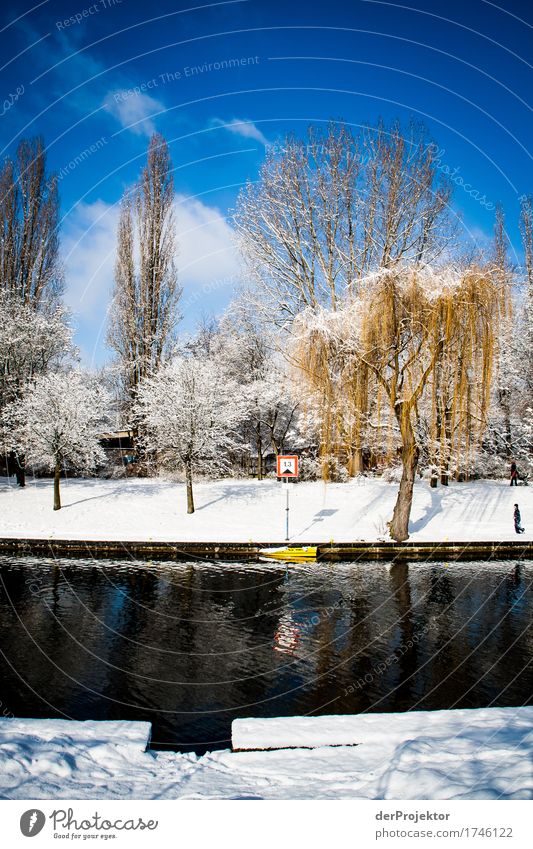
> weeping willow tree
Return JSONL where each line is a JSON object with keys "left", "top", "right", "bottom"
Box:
{"left": 292, "top": 266, "right": 505, "bottom": 541}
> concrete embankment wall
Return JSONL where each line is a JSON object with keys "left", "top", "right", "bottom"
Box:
{"left": 0, "top": 537, "right": 532, "bottom": 562}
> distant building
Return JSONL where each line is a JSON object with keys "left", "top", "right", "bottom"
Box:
{"left": 98, "top": 430, "right": 136, "bottom": 467}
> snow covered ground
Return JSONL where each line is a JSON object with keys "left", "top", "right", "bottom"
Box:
{"left": 0, "top": 475, "right": 531, "bottom": 542}
{"left": 1, "top": 708, "right": 531, "bottom": 800}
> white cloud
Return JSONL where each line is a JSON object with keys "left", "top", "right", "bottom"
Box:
{"left": 103, "top": 90, "right": 165, "bottom": 136}
{"left": 61, "top": 195, "right": 242, "bottom": 361}
{"left": 175, "top": 193, "right": 240, "bottom": 286}
{"left": 61, "top": 200, "right": 119, "bottom": 364}
{"left": 211, "top": 117, "right": 268, "bottom": 145}
{"left": 62, "top": 200, "right": 118, "bottom": 319}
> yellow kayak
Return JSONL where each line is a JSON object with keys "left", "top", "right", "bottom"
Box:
{"left": 259, "top": 546, "right": 318, "bottom": 561}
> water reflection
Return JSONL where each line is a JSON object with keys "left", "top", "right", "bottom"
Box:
{"left": 0, "top": 557, "right": 531, "bottom": 752}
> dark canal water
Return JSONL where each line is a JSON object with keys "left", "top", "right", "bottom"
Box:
{"left": 0, "top": 557, "right": 531, "bottom": 753}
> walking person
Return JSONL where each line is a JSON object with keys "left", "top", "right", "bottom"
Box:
{"left": 513, "top": 504, "right": 525, "bottom": 534}
{"left": 510, "top": 462, "right": 518, "bottom": 486}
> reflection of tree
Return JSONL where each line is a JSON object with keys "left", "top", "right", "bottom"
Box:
{"left": 389, "top": 563, "right": 417, "bottom": 707}
{"left": 427, "top": 567, "right": 454, "bottom": 606}
{"left": 311, "top": 595, "right": 340, "bottom": 706}
{"left": 342, "top": 584, "right": 377, "bottom": 711}
{"left": 420, "top": 568, "right": 456, "bottom": 708}
{"left": 505, "top": 563, "right": 523, "bottom": 604}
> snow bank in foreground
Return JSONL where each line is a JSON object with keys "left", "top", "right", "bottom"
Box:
{"left": 232, "top": 707, "right": 533, "bottom": 751}
{"left": 0, "top": 476, "right": 531, "bottom": 543}
{"left": 1, "top": 707, "right": 532, "bottom": 800}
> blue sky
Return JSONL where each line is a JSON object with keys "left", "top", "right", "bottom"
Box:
{"left": 1, "top": 0, "right": 532, "bottom": 364}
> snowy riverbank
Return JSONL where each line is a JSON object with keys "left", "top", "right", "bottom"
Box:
{"left": 0, "top": 475, "right": 531, "bottom": 543}
{"left": 1, "top": 708, "right": 532, "bottom": 800}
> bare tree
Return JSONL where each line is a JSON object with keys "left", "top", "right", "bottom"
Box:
{"left": 235, "top": 119, "right": 454, "bottom": 320}
{"left": 520, "top": 196, "right": 533, "bottom": 290}
{"left": 491, "top": 205, "right": 516, "bottom": 458}
{"left": 108, "top": 134, "right": 181, "bottom": 410}
{"left": 520, "top": 196, "right": 533, "bottom": 393}
{"left": 0, "top": 137, "right": 62, "bottom": 306}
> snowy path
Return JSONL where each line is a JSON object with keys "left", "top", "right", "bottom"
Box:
{"left": 0, "top": 476, "right": 531, "bottom": 543}
{"left": 1, "top": 708, "right": 532, "bottom": 800}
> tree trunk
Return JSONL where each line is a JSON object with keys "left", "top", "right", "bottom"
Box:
{"left": 256, "top": 423, "right": 263, "bottom": 480}
{"left": 53, "top": 459, "right": 61, "bottom": 511}
{"left": 348, "top": 447, "right": 364, "bottom": 476}
{"left": 389, "top": 409, "right": 419, "bottom": 542}
{"left": 440, "top": 404, "right": 452, "bottom": 484}
{"left": 500, "top": 389, "right": 512, "bottom": 459}
{"left": 185, "top": 461, "right": 194, "bottom": 514}
{"left": 14, "top": 453, "right": 25, "bottom": 487}
{"left": 131, "top": 419, "right": 149, "bottom": 477}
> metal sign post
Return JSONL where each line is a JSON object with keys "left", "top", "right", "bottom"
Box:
{"left": 285, "top": 481, "right": 290, "bottom": 541}
{"left": 277, "top": 455, "right": 299, "bottom": 541}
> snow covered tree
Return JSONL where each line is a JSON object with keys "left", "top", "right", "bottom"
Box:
{"left": 107, "top": 134, "right": 181, "bottom": 413}
{"left": 520, "top": 196, "right": 533, "bottom": 395}
{"left": 4, "top": 371, "right": 109, "bottom": 510}
{"left": 476, "top": 201, "right": 533, "bottom": 478}
{"left": 0, "top": 292, "right": 73, "bottom": 485}
{"left": 136, "top": 356, "right": 244, "bottom": 513}
{"left": 241, "top": 372, "right": 300, "bottom": 476}
{"left": 0, "top": 137, "right": 67, "bottom": 484}
{"left": 0, "top": 136, "right": 62, "bottom": 306}
{"left": 488, "top": 205, "right": 516, "bottom": 459}
{"left": 235, "top": 119, "right": 454, "bottom": 320}
{"left": 0, "top": 292, "right": 72, "bottom": 409}
{"left": 214, "top": 308, "right": 300, "bottom": 478}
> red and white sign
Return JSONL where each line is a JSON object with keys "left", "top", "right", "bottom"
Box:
{"left": 277, "top": 455, "right": 299, "bottom": 478}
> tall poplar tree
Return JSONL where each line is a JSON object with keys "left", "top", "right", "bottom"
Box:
{"left": 0, "top": 136, "right": 62, "bottom": 305}
{"left": 108, "top": 134, "right": 181, "bottom": 414}
{"left": 0, "top": 136, "right": 65, "bottom": 485}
